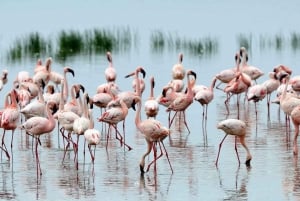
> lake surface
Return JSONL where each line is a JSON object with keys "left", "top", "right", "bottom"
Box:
{"left": 1, "top": 1, "right": 300, "bottom": 200}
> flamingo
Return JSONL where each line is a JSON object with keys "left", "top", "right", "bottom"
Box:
{"left": 64, "top": 84, "right": 85, "bottom": 116}
{"left": 216, "top": 118, "right": 252, "bottom": 167}
{"left": 105, "top": 51, "right": 117, "bottom": 83}
{"left": 247, "top": 83, "right": 267, "bottom": 115}
{"left": 262, "top": 72, "right": 280, "bottom": 113}
{"left": 215, "top": 68, "right": 237, "bottom": 90}
{"left": 0, "top": 70, "right": 8, "bottom": 91}
{"left": 166, "top": 70, "right": 197, "bottom": 133}
{"left": 144, "top": 76, "right": 159, "bottom": 119}
{"left": 277, "top": 73, "right": 300, "bottom": 129}
{"left": 125, "top": 67, "right": 146, "bottom": 95}
{"left": 172, "top": 53, "right": 185, "bottom": 80}
{"left": 44, "top": 67, "right": 74, "bottom": 108}
{"left": 49, "top": 66, "right": 75, "bottom": 91}
{"left": 224, "top": 53, "right": 252, "bottom": 114}
{"left": 20, "top": 100, "right": 57, "bottom": 176}
{"left": 53, "top": 79, "right": 79, "bottom": 159}
{"left": 1, "top": 89, "right": 20, "bottom": 158}
{"left": 107, "top": 67, "right": 146, "bottom": 109}
{"left": 194, "top": 76, "right": 217, "bottom": 142}
{"left": 133, "top": 67, "right": 173, "bottom": 174}
{"left": 239, "top": 47, "right": 264, "bottom": 82}
{"left": 33, "top": 57, "right": 52, "bottom": 87}
{"left": 93, "top": 82, "right": 116, "bottom": 114}
{"left": 84, "top": 105, "right": 101, "bottom": 162}
{"left": 20, "top": 82, "right": 47, "bottom": 120}
{"left": 98, "top": 97, "right": 132, "bottom": 151}
{"left": 73, "top": 92, "right": 90, "bottom": 164}
{"left": 291, "top": 105, "right": 300, "bottom": 155}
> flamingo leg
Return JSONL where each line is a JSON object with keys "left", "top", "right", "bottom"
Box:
{"left": 161, "top": 141, "right": 173, "bottom": 173}
{"left": 1, "top": 130, "right": 10, "bottom": 160}
{"left": 169, "top": 111, "right": 178, "bottom": 129}
{"left": 114, "top": 126, "right": 132, "bottom": 151}
{"left": 140, "top": 141, "right": 153, "bottom": 174}
{"left": 293, "top": 124, "right": 299, "bottom": 155}
{"left": 35, "top": 137, "right": 42, "bottom": 177}
{"left": 215, "top": 134, "right": 228, "bottom": 166}
{"left": 182, "top": 111, "right": 190, "bottom": 133}
{"left": 234, "top": 136, "right": 241, "bottom": 165}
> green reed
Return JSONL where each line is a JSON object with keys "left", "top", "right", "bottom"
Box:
{"left": 7, "top": 32, "right": 52, "bottom": 61}
{"left": 150, "top": 31, "right": 219, "bottom": 56}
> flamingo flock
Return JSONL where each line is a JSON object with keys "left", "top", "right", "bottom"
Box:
{"left": 1, "top": 47, "right": 300, "bottom": 177}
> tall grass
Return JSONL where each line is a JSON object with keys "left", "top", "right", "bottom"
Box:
{"left": 5, "top": 29, "right": 300, "bottom": 62}
{"left": 150, "top": 30, "right": 219, "bottom": 56}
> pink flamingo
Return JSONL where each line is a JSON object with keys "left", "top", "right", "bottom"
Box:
{"left": 98, "top": 97, "right": 132, "bottom": 151}
{"left": 194, "top": 76, "right": 217, "bottom": 142}
{"left": 224, "top": 53, "right": 252, "bottom": 114}
{"left": 172, "top": 53, "right": 185, "bottom": 80}
{"left": 20, "top": 82, "right": 46, "bottom": 120}
{"left": 291, "top": 105, "right": 300, "bottom": 155}
{"left": 262, "top": 72, "right": 280, "bottom": 114}
{"left": 133, "top": 67, "right": 173, "bottom": 174}
{"left": 49, "top": 66, "right": 75, "bottom": 91}
{"left": 215, "top": 68, "right": 237, "bottom": 90}
{"left": 53, "top": 79, "right": 79, "bottom": 159}
{"left": 144, "top": 76, "right": 159, "bottom": 119}
{"left": 1, "top": 89, "right": 20, "bottom": 159}
{"left": 20, "top": 100, "right": 57, "bottom": 177}
{"left": 216, "top": 118, "right": 252, "bottom": 167}
{"left": 166, "top": 70, "right": 197, "bottom": 133}
{"left": 84, "top": 106, "right": 101, "bottom": 163}
{"left": 64, "top": 84, "right": 85, "bottom": 116}
{"left": 240, "top": 47, "right": 264, "bottom": 82}
{"left": 105, "top": 51, "right": 117, "bottom": 83}
{"left": 73, "top": 92, "right": 90, "bottom": 164}
{"left": 125, "top": 67, "right": 146, "bottom": 95}
{"left": 33, "top": 57, "right": 52, "bottom": 87}
{"left": 247, "top": 83, "right": 267, "bottom": 116}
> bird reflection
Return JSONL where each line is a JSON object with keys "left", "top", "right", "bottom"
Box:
{"left": 217, "top": 166, "right": 251, "bottom": 200}
{"left": 139, "top": 172, "right": 173, "bottom": 200}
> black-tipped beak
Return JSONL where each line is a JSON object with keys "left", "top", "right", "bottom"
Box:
{"left": 131, "top": 100, "right": 137, "bottom": 111}
{"left": 86, "top": 94, "right": 90, "bottom": 105}
{"left": 125, "top": 72, "right": 134, "bottom": 78}
{"left": 67, "top": 68, "right": 75, "bottom": 77}
{"left": 80, "top": 84, "right": 85, "bottom": 93}
{"left": 140, "top": 68, "right": 146, "bottom": 78}
{"left": 188, "top": 70, "right": 197, "bottom": 79}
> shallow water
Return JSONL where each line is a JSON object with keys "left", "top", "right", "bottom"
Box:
{"left": 1, "top": 1, "right": 300, "bottom": 201}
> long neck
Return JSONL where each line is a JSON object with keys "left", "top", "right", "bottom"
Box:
{"left": 63, "top": 71, "right": 69, "bottom": 101}
{"left": 45, "top": 102, "right": 55, "bottom": 131}
{"left": 281, "top": 77, "right": 290, "bottom": 100}
{"left": 10, "top": 90, "right": 18, "bottom": 108}
{"left": 135, "top": 70, "right": 142, "bottom": 127}
{"left": 59, "top": 81, "right": 65, "bottom": 111}
{"left": 210, "top": 77, "right": 217, "bottom": 91}
{"left": 88, "top": 109, "right": 94, "bottom": 129}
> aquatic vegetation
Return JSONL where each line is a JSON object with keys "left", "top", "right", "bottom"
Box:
{"left": 150, "top": 30, "right": 219, "bottom": 56}
{"left": 291, "top": 32, "right": 300, "bottom": 51}
{"left": 7, "top": 32, "right": 52, "bottom": 61}
{"left": 4, "top": 29, "right": 300, "bottom": 63}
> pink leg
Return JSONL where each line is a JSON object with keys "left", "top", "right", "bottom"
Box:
{"left": 234, "top": 136, "right": 241, "bottom": 165}
{"left": 215, "top": 134, "right": 228, "bottom": 166}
